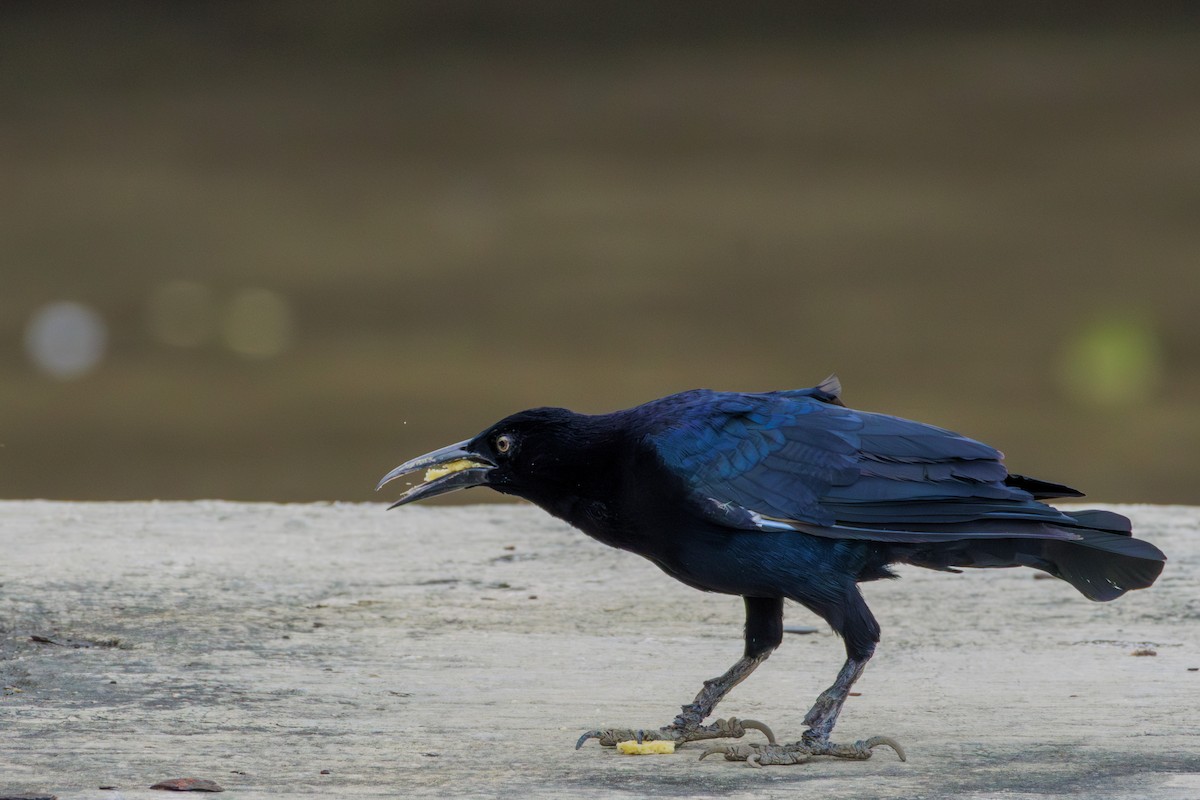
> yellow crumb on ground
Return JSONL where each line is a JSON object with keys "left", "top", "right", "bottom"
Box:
{"left": 616, "top": 740, "right": 676, "bottom": 755}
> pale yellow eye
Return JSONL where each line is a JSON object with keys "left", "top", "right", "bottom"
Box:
{"left": 495, "top": 434, "right": 514, "bottom": 454}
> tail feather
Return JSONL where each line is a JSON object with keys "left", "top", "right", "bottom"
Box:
{"left": 1036, "top": 532, "right": 1164, "bottom": 601}
{"left": 1065, "top": 508, "right": 1132, "bottom": 534}
{"left": 898, "top": 509, "right": 1165, "bottom": 602}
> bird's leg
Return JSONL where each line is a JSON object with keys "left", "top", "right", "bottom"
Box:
{"left": 800, "top": 653, "right": 868, "bottom": 742}
{"left": 669, "top": 651, "right": 769, "bottom": 731}
{"left": 702, "top": 589, "right": 905, "bottom": 766}
{"left": 576, "top": 596, "right": 783, "bottom": 750}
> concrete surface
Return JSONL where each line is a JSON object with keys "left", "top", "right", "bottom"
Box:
{"left": 1, "top": 501, "right": 1197, "bottom": 799}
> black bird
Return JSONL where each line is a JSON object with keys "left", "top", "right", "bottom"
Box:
{"left": 377, "top": 377, "right": 1165, "bottom": 766}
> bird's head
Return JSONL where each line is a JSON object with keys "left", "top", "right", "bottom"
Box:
{"left": 377, "top": 407, "right": 604, "bottom": 509}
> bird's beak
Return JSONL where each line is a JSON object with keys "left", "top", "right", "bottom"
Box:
{"left": 375, "top": 439, "right": 496, "bottom": 508}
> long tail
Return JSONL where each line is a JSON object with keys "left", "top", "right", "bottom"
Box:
{"left": 897, "top": 508, "right": 1165, "bottom": 601}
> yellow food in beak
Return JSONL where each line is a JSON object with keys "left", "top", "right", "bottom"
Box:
{"left": 616, "top": 740, "right": 676, "bottom": 755}
{"left": 424, "top": 458, "right": 481, "bottom": 482}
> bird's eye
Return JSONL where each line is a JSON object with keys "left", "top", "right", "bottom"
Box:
{"left": 495, "top": 434, "right": 514, "bottom": 455}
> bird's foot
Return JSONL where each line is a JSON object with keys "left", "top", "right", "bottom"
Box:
{"left": 699, "top": 735, "right": 905, "bottom": 767}
{"left": 575, "top": 716, "right": 776, "bottom": 750}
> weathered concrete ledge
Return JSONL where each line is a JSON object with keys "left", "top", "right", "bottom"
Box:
{"left": 1, "top": 501, "right": 1198, "bottom": 799}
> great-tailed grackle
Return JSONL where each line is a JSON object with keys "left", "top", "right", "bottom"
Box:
{"left": 377, "top": 376, "right": 1165, "bottom": 766}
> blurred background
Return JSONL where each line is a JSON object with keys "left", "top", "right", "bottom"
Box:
{"left": 3, "top": 3, "right": 1198, "bottom": 504}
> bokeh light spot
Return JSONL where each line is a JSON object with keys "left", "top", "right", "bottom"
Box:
{"left": 1058, "top": 317, "right": 1163, "bottom": 408}
{"left": 23, "top": 301, "right": 108, "bottom": 380}
{"left": 221, "top": 289, "right": 295, "bottom": 359}
{"left": 147, "top": 281, "right": 216, "bottom": 347}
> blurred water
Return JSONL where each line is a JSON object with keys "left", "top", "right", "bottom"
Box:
{"left": 221, "top": 289, "right": 294, "bottom": 359}
{"left": 2, "top": 6, "right": 1197, "bottom": 503}
{"left": 147, "top": 281, "right": 216, "bottom": 348}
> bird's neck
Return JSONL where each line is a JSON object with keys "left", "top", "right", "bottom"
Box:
{"left": 506, "top": 415, "right": 632, "bottom": 544}
{"left": 527, "top": 419, "right": 683, "bottom": 556}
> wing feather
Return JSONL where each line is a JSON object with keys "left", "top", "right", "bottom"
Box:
{"left": 640, "top": 382, "right": 1098, "bottom": 545}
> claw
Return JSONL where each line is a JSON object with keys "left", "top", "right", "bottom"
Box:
{"left": 736, "top": 718, "right": 777, "bottom": 745}
{"left": 864, "top": 735, "right": 906, "bottom": 762}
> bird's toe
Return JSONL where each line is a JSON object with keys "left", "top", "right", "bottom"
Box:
{"left": 802, "top": 734, "right": 908, "bottom": 762}
{"left": 575, "top": 727, "right": 678, "bottom": 749}
{"left": 697, "top": 734, "right": 906, "bottom": 766}
{"left": 699, "top": 742, "right": 814, "bottom": 766}
{"left": 694, "top": 716, "right": 777, "bottom": 744}
{"left": 575, "top": 716, "right": 776, "bottom": 752}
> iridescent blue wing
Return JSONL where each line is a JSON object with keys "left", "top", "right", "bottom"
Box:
{"left": 640, "top": 378, "right": 1109, "bottom": 543}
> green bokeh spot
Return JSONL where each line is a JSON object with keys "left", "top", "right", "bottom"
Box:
{"left": 1059, "top": 317, "right": 1163, "bottom": 408}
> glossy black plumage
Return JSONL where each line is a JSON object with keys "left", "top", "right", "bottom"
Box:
{"left": 379, "top": 376, "right": 1166, "bottom": 760}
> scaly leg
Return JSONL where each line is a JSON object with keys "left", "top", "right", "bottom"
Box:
{"left": 701, "top": 588, "right": 905, "bottom": 766}
{"left": 801, "top": 653, "right": 869, "bottom": 742}
{"left": 576, "top": 596, "right": 783, "bottom": 749}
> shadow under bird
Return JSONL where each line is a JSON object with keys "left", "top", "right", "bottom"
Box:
{"left": 377, "top": 376, "right": 1165, "bottom": 766}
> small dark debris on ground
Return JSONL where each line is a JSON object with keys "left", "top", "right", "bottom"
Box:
{"left": 29, "top": 634, "right": 120, "bottom": 649}
{"left": 149, "top": 778, "right": 224, "bottom": 792}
